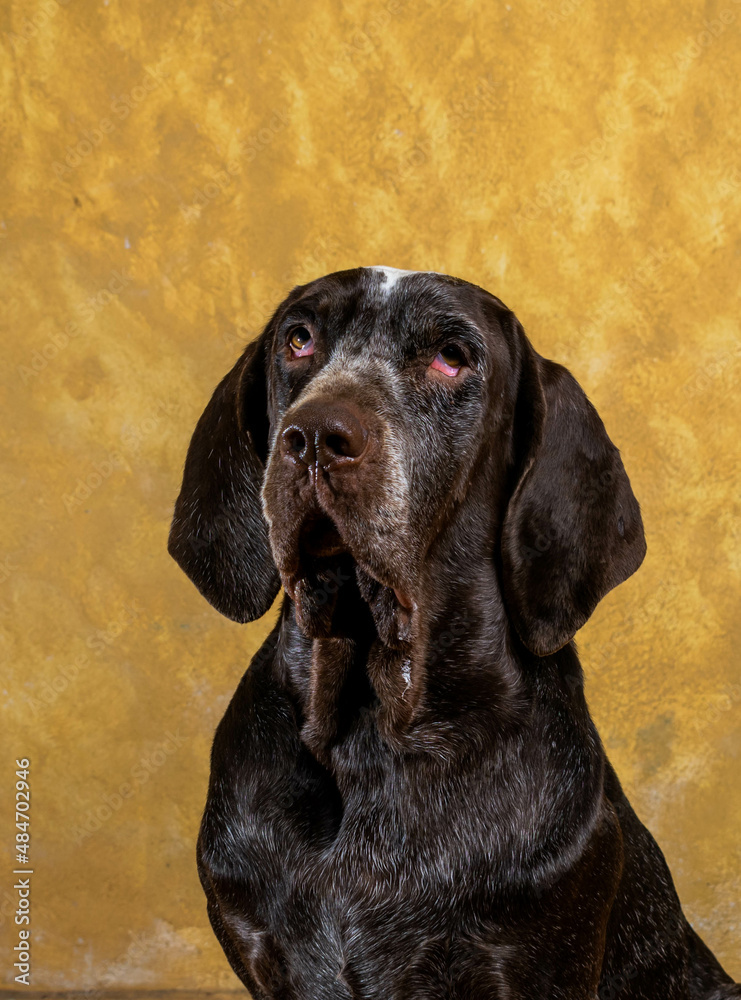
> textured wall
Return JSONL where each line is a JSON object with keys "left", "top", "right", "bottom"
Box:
{"left": 1, "top": 0, "right": 739, "bottom": 989}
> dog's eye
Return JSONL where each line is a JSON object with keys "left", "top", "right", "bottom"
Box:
{"left": 430, "top": 345, "right": 464, "bottom": 377}
{"left": 289, "top": 327, "right": 314, "bottom": 357}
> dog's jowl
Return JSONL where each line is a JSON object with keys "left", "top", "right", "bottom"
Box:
{"left": 169, "top": 267, "right": 740, "bottom": 999}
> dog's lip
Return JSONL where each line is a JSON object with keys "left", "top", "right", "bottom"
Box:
{"left": 393, "top": 587, "right": 414, "bottom": 611}
{"left": 357, "top": 562, "right": 416, "bottom": 613}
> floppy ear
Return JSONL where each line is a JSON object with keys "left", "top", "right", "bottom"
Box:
{"left": 500, "top": 328, "right": 646, "bottom": 657}
{"left": 168, "top": 333, "right": 280, "bottom": 622}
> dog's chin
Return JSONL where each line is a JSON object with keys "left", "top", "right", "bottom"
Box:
{"left": 279, "top": 515, "right": 414, "bottom": 645}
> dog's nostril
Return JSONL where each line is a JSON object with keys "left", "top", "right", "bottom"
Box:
{"left": 283, "top": 428, "right": 307, "bottom": 458}
{"left": 319, "top": 420, "right": 367, "bottom": 464}
{"left": 325, "top": 433, "right": 351, "bottom": 457}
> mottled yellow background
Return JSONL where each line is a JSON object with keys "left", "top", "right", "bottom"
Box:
{"left": 1, "top": 0, "right": 739, "bottom": 990}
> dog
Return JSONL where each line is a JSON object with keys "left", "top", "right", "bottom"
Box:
{"left": 169, "top": 266, "right": 739, "bottom": 998}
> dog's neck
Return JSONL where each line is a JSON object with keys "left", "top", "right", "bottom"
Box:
{"left": 272, "top": 545, "right": 536, "bottom": 763}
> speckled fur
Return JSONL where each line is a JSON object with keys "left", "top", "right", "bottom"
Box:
{"left": 169, "top": 268, "right": 739, "bottom": 999}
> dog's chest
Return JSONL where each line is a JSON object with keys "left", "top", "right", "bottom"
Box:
{"left": 200, "top": 668, "right": 622, "bottom": 998}
{"left": 204, "top": 758, "right": 514, "bottom": 996}
{"left": 203, "top": 760, "right": 613, "bottom": 1000}
{"left": 206, "top": 718, "right": 551, "bottom": 932}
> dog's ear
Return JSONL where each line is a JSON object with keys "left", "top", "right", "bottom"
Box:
{"left": 500, "top": 323, "right": 646, "bottom": 657}
{"left": 168, "top": 332, "right": 280, "bottom": 622}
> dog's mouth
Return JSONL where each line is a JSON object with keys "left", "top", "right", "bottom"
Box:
{"left": 281, "top": 510, "right": 414, "bottom": 645}
{"left": 298, "top": 513, "right": 347, "bottom": 560}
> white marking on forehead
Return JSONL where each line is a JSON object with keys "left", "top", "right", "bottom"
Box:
{"left": 368, "top": 265, "right": 438, "bottom": 294}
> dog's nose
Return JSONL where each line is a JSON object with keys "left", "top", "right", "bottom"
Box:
{"left": 281, "top": 402, "right": 369, "bottom": 471}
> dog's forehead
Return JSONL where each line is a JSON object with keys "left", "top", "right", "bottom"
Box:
{"left": 289, "top": 266, "right": 480, "bottom": 325}
{"left": 366, "top": 265, "right": 444, "bottom": 294}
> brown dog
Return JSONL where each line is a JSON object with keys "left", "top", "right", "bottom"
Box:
{"left": 169, "top": 267, "right": 739, "bottom": 998}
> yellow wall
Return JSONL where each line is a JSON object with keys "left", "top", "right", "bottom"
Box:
{"left": 1, "top": 0, "right": 739, "bottom": 989}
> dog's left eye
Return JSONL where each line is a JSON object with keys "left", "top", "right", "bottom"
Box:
{"left": 289, "top": 327, "right": 315, "bottom": 357}
{"left": 430, "top": 345, "right": 464, "bottom": 376}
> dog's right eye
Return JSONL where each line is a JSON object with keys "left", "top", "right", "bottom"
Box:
{"left": 289, "top": 327, "right": 315, "bottom": 357}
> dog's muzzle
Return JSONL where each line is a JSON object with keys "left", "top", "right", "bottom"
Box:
{"left": 262, "top": 389, "right": 415, "bottom": 642}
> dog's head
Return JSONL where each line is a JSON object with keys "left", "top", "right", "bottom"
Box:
{"left": 169, "top": 267, "right": 645, "bottom": 658}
